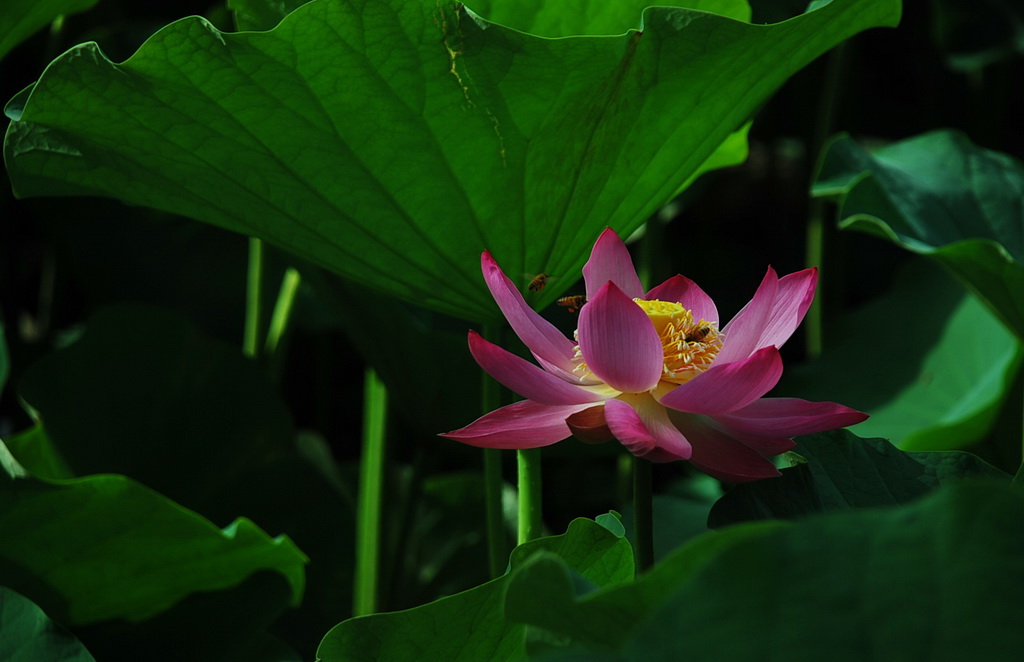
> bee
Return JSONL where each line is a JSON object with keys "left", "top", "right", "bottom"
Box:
{"left": 685, "top": 325, "right": 712, "bottom": 343}
{"left": 527, "top": 273, "right": 550, "bottom": 292}
{"left": 556, "top": 295, "right": 587, "bottom": 313}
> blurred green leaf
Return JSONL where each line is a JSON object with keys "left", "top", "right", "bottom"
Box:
{"left": 11, "top": 303, "right": 354, "bottom": 653}
{"left": 781, "top": 259, "right": 1021, "bottom": 451}
{"left": 3, "top": 423, "right": 74, "bottom": 480}
{"left": 15, "top": 303, "right": 292, "bottom": 516}
{"left": 813, "top": 130, "right": 1024, "bottom": 340}
{"left": 931, "top": 0, "right": 1024, "bottom": 72}
{"left": 0, "top": 317, "right": 8, "bottom": 396}
{"left": 0, "top": 472, "right": 306, "bottom": 626}
{"left": 316, "top": 517, "right": 631, "bottom": 662}
{"left": 526, "top": 481, "right": 1024, "bottom": 661}
{"left": 4, "top": 0, "right": 900, "bottom": 321}
{"left": 0, "top": 587, "right": 96, "bottom": 662}
{"left": 707, "top": 429, "right": 1010, "bottom": 526}
{"left": 0, "top": 0, "right": 99, "bottom": 62}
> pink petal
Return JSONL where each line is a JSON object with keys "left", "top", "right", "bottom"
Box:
{"left": 468, "top": 331, "right": 610, "bottom": 406}
{"left": 659, "top": 347, "right": 783, "bottom": 415}
{"left": 645, "top": 275, "right": 719, "bottom": 325}
{"left": 582, "top": 228, "right": 645, "bottom": 301}
{"left": 577, "top": 282, "right": 663, "bottom": 393}
{"left": 716, "top": 267, "right": 779, "bottom": 364}
{"left": 758, "top": 268, "right": 818, "bottom": 352}
{"left": 705, "top": 420, "right": 796, "bottom": 456}
{"left": 566, "top": 405, "right": 613, "bottom": 443}
{"left": 714, "top": 397, "right": 868, "bottom": 440}
{"left": 482, "top": 252, "right": 580, "bottom": 381}
{"left": 440, "top": 400, "right": 589, "bottom": 449}
{"left": 604, "top": 398, "right": 691, "bottom": 462}
{"left": 669, "top": 412, "right": 781, "bottom": 482}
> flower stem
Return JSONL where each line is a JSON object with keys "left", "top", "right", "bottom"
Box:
{"left": 264, "top": 267, "right": 302, "bottom": 360}
{"left": 243, "top": 237, "right": 263, "bottom": 358}
{"left": 517, "top": 448, "right": 543, "bottom": 544}
{"left": 483, "top": 448, "right": 505, "bottom": 576}
{"left": 805, "top": 43, "right": 847, "bottom": 360}
{"left": 354, "top": 368, "right": 388, "bottom": 616}
{"left": 481, "top": 323, "right": 507, "bottom": 576}
{"left": 633, "top": 456, "right": 654, "bottom": 573}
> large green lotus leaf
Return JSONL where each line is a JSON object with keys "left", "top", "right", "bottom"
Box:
{"left": 505, "top": 521, "right": 782, "bottom": 652}
{"left": 316, "top": 517, "right": 632, "bottom": 662}
{"left": 4, "top": 0, "right": 901, "bottom": 321}
{"left": 0, "top": 471, "right": 306, "bottom": 626}
{"left": 813, "top": 130, "right": 1024, "bottom": 340}
{"left": 0, "top": 587, "right": 96, "bottom": 662}
{"left": 780, "top": 259, "right": 1021, "bottom": 451}
{"left": 0, "top": 0, "right": 99, "bottom": 62}
{"left": 230, "top": 0, "right": 751, "bottom": 33}
{"left": 465, "top": 0, "right": 749, "bottom": 36}
{"left": 517, "top": 481, "right": 1024, "bottom": 660}
{"left": 707, "top": 429, "right": 1010, "bottom": 526}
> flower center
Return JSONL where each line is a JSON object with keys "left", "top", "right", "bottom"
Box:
{"left": 633, "top": 299, "right": 723, "bottom": 385}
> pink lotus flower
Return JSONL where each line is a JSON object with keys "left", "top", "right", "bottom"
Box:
{"left": 442, "top": 229, "right": 867, "bottom": 482}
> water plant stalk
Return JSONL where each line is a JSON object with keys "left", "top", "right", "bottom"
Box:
{"left": 633, "top": 456, "right": 654, "bottom": 573}
{"left": 243, "top": 237, "right": 263, "bottom": 358}
{"left": 481, "top": 323, "right": 507, "bottom": 576}
{"left": 517, "top": 448, "right": 543, "bottom": 544}
{"left": 805, "top": 43, "right": 848, "bottom": 360}
{"left": 264, "top": 267, "right": 302, "bottom": 359}
{"left": 354, "top": 368, "right": 388, "bottom": 616}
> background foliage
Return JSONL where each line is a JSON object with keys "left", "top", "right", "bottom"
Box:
{"left": 2, "top": 0, "right": 1023, "bottom": 660}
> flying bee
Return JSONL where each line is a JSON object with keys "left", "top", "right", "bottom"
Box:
{"left": 556, "top": 295, "right": 587, "bottom": 313}
{"left": 527, "top": 273, "right": 550, "bottom": 292}
{"left": 685, "top": 325, "right": 712, "bottom": 343}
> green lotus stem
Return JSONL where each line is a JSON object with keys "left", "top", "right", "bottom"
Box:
{"left": 483, "top": 448, "right": 505, "bottom": 576}
{"left": 481, "top": 323, "right": 507, "bottom": 576}
{"left": 517, "top": 448, "right": 543, "bottom": 544}
{"left": 243, "top": 237, "right": 263, "bottom": 358}
{"left": 804, "top": 211, "right": 824, "bottom": 359}
{"left": 354, "top": 368, "right": 388, "bottom": 616}
{"left": 805, "top": 43, "right": 847, "bottom": 360}
{"left": 633, "top": 456, "right": 654, "bottom": 573}
{"left": 264, "top": 267, "right": 302, "bottom": 359}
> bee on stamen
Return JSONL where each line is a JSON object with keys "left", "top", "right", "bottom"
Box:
{"left": 556, "top": 295, "right": 587, "bottom": 313}
{"left": 685, "top": 325, "right": 712, "bottom": 343}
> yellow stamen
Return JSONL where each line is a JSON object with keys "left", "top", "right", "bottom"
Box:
{"left": 633, "top": 298, "right": 723, "bottom": 385}
{"left": 569, "top": 298, "right": 724, "bottom": 388}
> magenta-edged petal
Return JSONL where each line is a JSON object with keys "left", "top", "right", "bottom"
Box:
{"left": 705, "top": 419, "right": 796, "bottom": 456}
{"left": 604, "top": 398, "right": 692, "bottom": 462}
{"left": 440, "top": 400, "right": 589, "bottom": 449}
{"left": 669, "top": 412, "right": 781, "bottom": 482}
{"left": 756, "top": 268, "right": 818, "bottom": 352}
{"left": 604, "top": 399, "right": 657, "bottom": 458}
{"left": 645, "top": 275, "right": 719, "bottom": 325}
{"left": 717, "top": 267, "right": 779, "bottom": 364}
{"left": 482, "top": 252, "right": 579, "bottom": 380}
{"left": 566, "top": 405, "right": 613, "bottom": 443}
{"left": 714, "top": 397, "right": 868, "bottom": 440}
{"left": 468, "top": 331, "right": 609, "bottom": 406}
{"left": 582, "top": 228, "right": 645, "bottom": 301}
{"left": 578, "top": 282, "right": 663, "bottom": 393}
{"left": 659, "top": 347, "right": 783, "bottom": 415}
